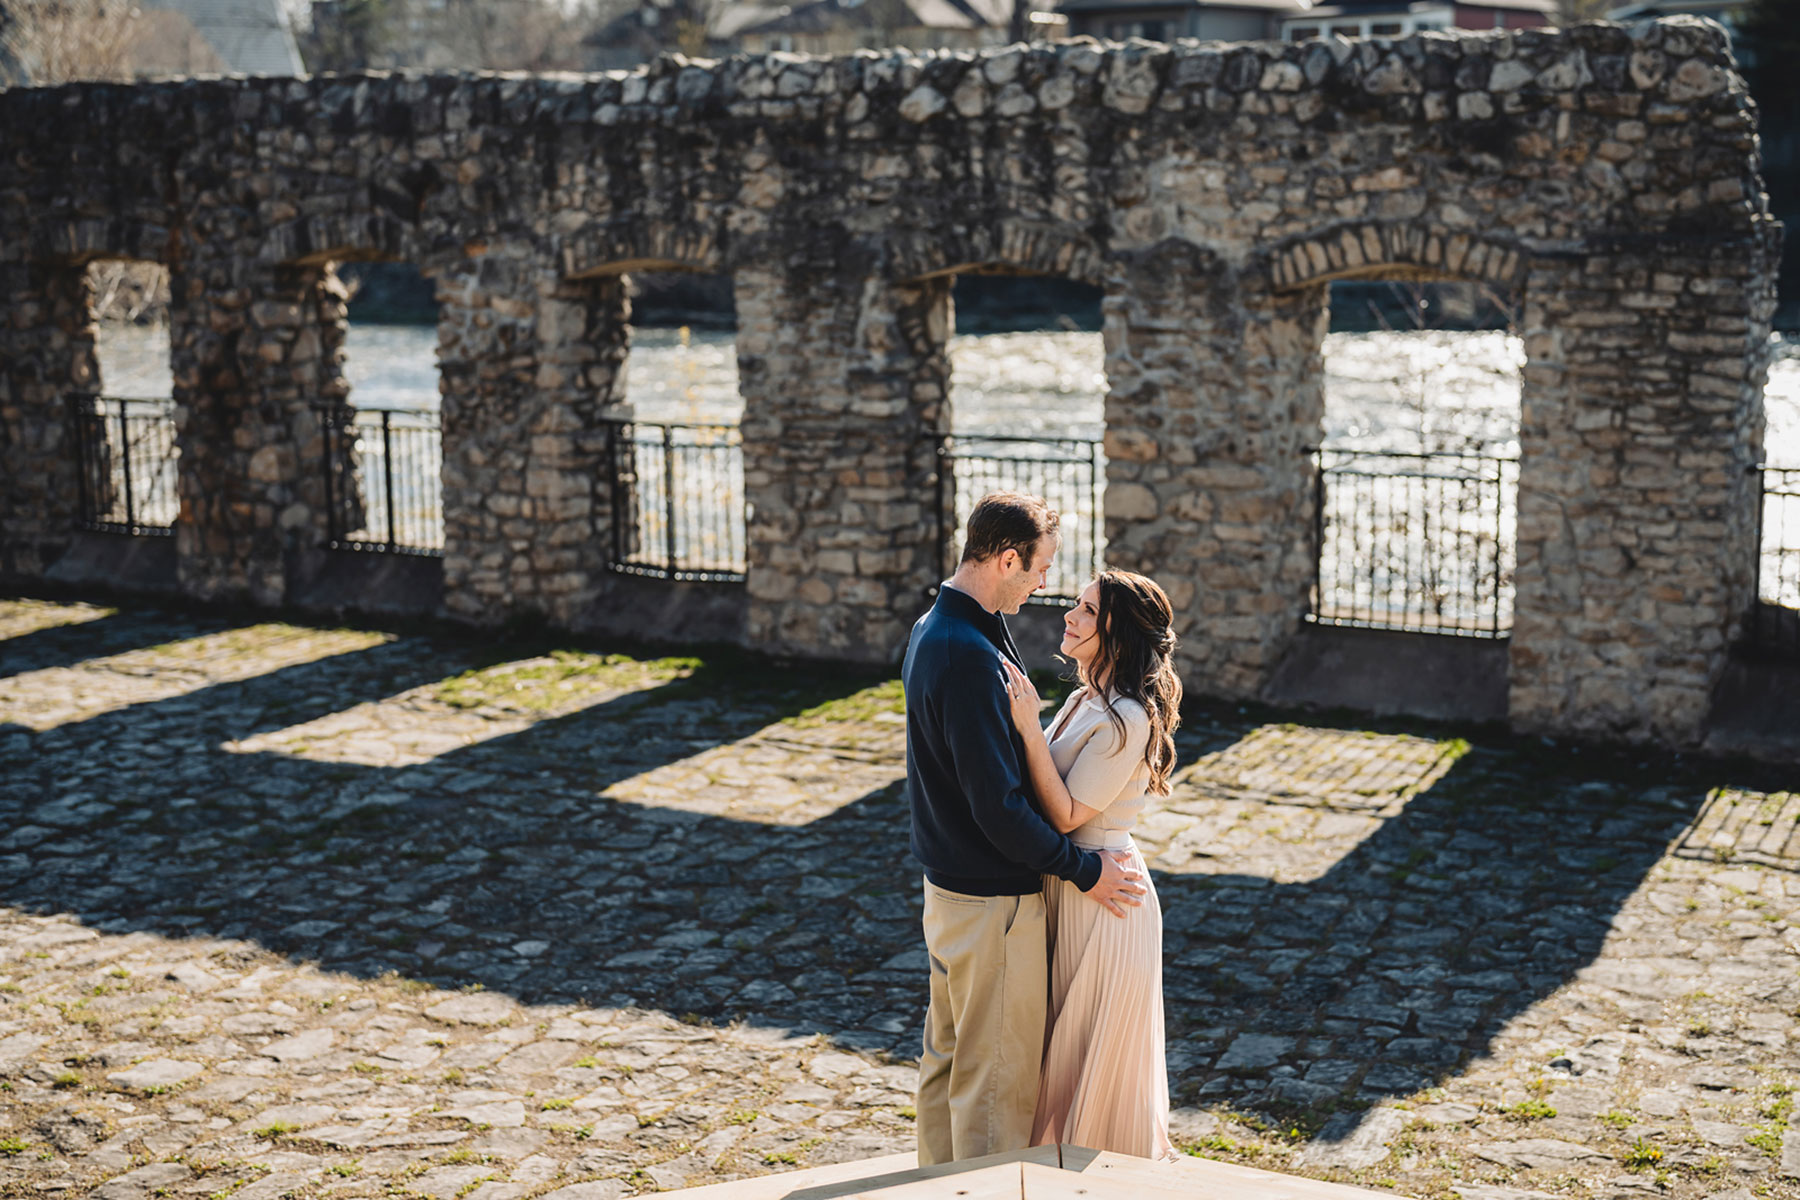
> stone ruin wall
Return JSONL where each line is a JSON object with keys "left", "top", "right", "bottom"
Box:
{"left": 0, "top": 17, "right": 1782, "bottom": 746}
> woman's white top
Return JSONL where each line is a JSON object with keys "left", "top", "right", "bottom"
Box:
{"left": 1043, "top": 687, "right": 1152, "bottom": 851}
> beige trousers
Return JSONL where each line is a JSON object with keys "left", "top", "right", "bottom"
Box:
{"left": 915, "top": 878, "right": 1048, "bottom": 1167}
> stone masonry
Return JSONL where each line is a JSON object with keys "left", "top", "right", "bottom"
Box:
{"left": 6, "top": 599, "right": 1800, "bottom": 1199}
{"left": 0, "top": 17, "right": 1783, "bottom": 745}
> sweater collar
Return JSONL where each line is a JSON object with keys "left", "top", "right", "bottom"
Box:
{"left": 936, "top": 582, "right": 1003, "bottom": 630}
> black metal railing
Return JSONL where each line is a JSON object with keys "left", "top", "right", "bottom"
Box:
{"left": 68, "top": 393, "right": 178, "bottom": 535}
{"left": 602, "top": 420, "right": 745, "bottom": 581}
{"left": 935, "top": 434, "right": 1106, "bottom": 604}
{"left": 1749, "top": 463, "right": 1800, "bottom": 656}
{"left": 1312, "top": 447, "right": 1518, "bottom": 637}
{"left": 318, "top": 404, "right": 443, "bottom": 555}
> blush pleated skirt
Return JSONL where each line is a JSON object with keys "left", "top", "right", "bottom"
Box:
{"left": 1030, "top": 839, "right": 1175, "bottom": 1160}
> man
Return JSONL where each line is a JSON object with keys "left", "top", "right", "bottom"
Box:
{"left": 903, "top": 491, "right": 1147, "bottom": 1166}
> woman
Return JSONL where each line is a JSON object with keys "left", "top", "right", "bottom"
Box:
{"left": 1000, "top": 568, "right": 1181, "bottom": 1161}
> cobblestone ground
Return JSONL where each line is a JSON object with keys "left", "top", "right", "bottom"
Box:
{"left": 2, "top": 597, "right": 1799, "bottom": 1200}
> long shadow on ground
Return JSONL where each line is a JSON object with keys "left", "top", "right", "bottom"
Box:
{"left": 0, "top": 607, "right": 1773, "bottom": 1134}
{"left": 0, "top": 608, "right": 226, "bottom": 680}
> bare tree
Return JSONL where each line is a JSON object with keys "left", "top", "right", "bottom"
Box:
{"left": 301, "top": 0, "right": 620, "bottom": 71}
{"left": 0, "top": 0, "right": 142, "bottom": 84}
{"left": 1557, "top": 0, "right": 1613, "bottom": 21}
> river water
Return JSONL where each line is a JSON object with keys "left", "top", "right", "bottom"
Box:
{"left": 92, "top": 323, "right": 1800, "bottom": 460}
{"left": 90, "top": 322, "right": 1800, "bottom": 617}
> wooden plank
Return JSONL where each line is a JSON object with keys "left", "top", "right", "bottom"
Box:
{"left": 1019, "top": 1160, "right": 1188, "bottom": 1199}
{"left": 653, "top": 1146, "right": 1061, "bottom": 1200}
{"left": 1065, "top": 1150, "right": 1408, "bottom": 1200}
{"left": 648, "top": 1152, "right": 918, "bottom": 1200}
{"left": 846, "top": 1163, "right": 1024, "bottom": 1200}
{"left": 803, "top": 1148, "right": 1058, "bottom": 1200}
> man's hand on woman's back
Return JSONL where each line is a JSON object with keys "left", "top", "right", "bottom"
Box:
{"left": 1086, "top": 850, "right": 1146, "bottom": 918}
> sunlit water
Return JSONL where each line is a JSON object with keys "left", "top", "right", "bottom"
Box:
{"left": 92, "top": 323, "right": 1800, "bottom": 460}
{"left": 90, "top": 323, "right": 1800, "bottom": 612}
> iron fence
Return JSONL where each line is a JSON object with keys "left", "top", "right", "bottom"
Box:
{"left": 1750, "top": 464, "right": 1800, "bottom": 656}
{"left": 68, "top": 393, "right": 178, "bottom": 535}
{"left": 934, "top": 434, "right": 1106, "bottom": 604}
{"left": 602, "top": 420, "right": 746, "bottom": 581}
{"left": 318, "top": 405, "right": 443, "bottom": 555}
{"left": 1311, "top": 447, "right": 1518, "bottom": 637}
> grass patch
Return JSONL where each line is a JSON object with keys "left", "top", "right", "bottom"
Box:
{"left": 251, "top": 1121, "right": 299, "bottom": 1140}
{"left": 548, "top": 1124, "right": 593, "bottom": 1140}
{"left": 1599, "top": 1110, "right": 1634, "bottom": 1130}
{"left": 1504, "top": 1099, "right": 1556, "bottom": 1122}
{"left": 541, "top": 1098, "right": 574, "bottom": 1111}
{"left": 782, "top": 679, "right": 905, "bottom": 727}
{"left": 1622, "top": 1138, "right": 1663, "bottom": 1170}
{"left": 432, "top": 650, "right": 699, "bottom": 713}
{"left": 1183, "top": 1134, "right": 1266, "bottom": 1160}
{"left": 0, "top": 1138, "right": 30, "bottom": 1156}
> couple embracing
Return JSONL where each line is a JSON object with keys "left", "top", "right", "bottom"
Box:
{"left": 903, "top": 491, "right": 1182, "bottom": 1165}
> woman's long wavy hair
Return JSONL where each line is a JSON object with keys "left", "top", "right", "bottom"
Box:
{"left": 1079, "top": 569, "right": 1183, "bottom": 796}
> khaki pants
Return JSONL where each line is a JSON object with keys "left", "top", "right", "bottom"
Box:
{"left": 915, "top": 878, "right": 1048, "bottom": 1166}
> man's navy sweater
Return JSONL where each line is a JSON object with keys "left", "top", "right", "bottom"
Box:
{"left": 903, "top": 586, "right": 1102, "bottom": 896}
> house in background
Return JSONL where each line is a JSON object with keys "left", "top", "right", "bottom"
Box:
{"left": 1056, "top": 0, "right": 1289, "bottom": 46}
{"left": 735, "top": 0, "right": 1016, "bottom": 56}
{"left": 0, "top": 0, "right": 301, "bottom": 82}
{"left": 1279, "top": 0, "right": 1553, "bottom": 41}
{"left": 1055, "top": 0, "right": 1552, "bottom": 48}
{"left": 1603, "top": 0, "right": 1746, "bottom": 30}
{"left": 135, "top": 0, "right": 303, "bottom": 75}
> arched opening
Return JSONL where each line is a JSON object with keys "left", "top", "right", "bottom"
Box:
{"left": 1313, "top": 274, "right": 1524, "bottom": 638}
{"left": 75, "top": 258, "right": 177, "bottom": 536}
{"left": 940, "top": 269, "right": 1107, "bottom": 603}
{"left": 606, "top": 267, "right": 745, "bottom": 582}
{"left": 325, "top": 258, "right": 444, "bottom": 556}
{"left": 1750, "top": 336, "right": 1800, "bottom": 653}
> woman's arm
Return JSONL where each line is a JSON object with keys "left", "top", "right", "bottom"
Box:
{"left": 1002, "top": 660, "right": 1103, "bottom": 834}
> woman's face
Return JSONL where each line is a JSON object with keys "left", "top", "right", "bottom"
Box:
{"left": 1059, "top": 581, "right": 1102, "bottom": 669}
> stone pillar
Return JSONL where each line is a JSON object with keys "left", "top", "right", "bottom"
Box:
{"left": 170, "top": 260, "right": 351, "bottom": 605}
{"left": 437, "top": 249, "right": 630, "bottom": 627}
{"left": 1102, "top": 246, "right": 1328, "bottom": 699}
{"left": 736, "top": 260, "right": 951, "bottom": 663}
{"left": 1509, "top": 230, "right": 1781, "bottom": 745}
{"left": 0, "top": 261, "right": 97, "bottom": 579}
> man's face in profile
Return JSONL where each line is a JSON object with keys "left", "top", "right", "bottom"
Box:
{"left": 996, "top": 531, "right": 1058, "bottom": 615}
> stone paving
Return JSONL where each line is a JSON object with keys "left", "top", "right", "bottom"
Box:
{"left": 2, "top": 596, "right": 1799, "bottom": 1200}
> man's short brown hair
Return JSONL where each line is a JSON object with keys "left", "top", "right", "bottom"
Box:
{"left": 960, "top": 492, "right": 1060, "bottom": 569}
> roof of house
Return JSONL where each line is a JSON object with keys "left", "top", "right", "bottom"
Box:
{"left": 143, "top": 0, "right": 303, "bottom": 75}
{"left": 1288, "top": 0, "right": 1555, "bottom": 15}
{"left": 1604, "top": 0, "right": 1745, "bottom": 20}
{"left": 739, "top": 0, "right": 1011, "bottom": 35}
{"left": 711, "top": 3, "right": 794, "bottom": 37}
{"left": 1055, "top": 0, "right": 1301, "bottom": 13}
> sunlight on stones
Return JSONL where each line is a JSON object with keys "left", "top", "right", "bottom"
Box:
{"left": 1674, "top": 787, "right": 1800, "bottom": 870}
{"left": 1140, "top": 724, "right": 1468, "bottom": 882}
{"left": 1181, "top": 724, "right": 1464, "bottom": 814}
{"left": 0, "top": 625, "right": 390, "bottom": 732}
{"left": 223, "top": 652, "right": 698, "bottom": 767}
{"left": 598, "top": 684, "right": 908, "bottom": 827}
{"left": 0, "top": 598, "right": 114, "bottom": 642}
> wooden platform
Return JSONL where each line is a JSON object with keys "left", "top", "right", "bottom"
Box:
{"left": 656, "top": 1145, "right": 1407, "bottom": 1199}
